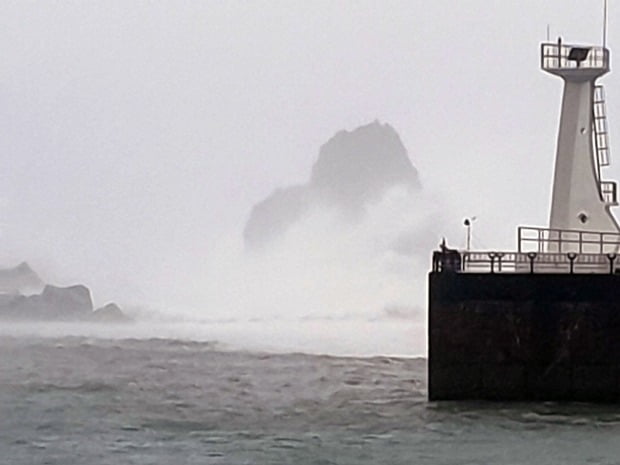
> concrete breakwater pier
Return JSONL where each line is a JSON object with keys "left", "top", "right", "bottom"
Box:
{"left": 429, "top": 264, "right": 620, "bottom": 401}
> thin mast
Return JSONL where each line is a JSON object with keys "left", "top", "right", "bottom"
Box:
{"left": 604, "top": 0, "right": 608, "bottom": 49}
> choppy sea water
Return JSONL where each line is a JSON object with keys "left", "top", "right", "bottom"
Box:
{"left": 3, "top": 326, "right": 620, "bottom": 464}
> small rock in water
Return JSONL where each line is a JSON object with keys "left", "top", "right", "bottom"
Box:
{"left": 40, "top": 284, "right": 94, "bottom": 319}
{"left": 92, "top": 303, "right": 131, "bottom": 323}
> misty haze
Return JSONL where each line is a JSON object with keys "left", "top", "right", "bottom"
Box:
{"left": 3, "top": 1, "right": 620, "bottom": 464}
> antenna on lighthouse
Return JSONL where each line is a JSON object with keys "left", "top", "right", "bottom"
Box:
{"left": 603, "top": 0, "right": 608, "bottom": 48}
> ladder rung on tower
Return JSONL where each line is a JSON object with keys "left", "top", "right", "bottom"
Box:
{"left": 592, "top": 85, "right": 618, "bottom": 205}
{"left": 593, "top": 85, "right": 611, "bottom": 170}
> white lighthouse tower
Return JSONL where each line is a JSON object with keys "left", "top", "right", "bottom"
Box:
{"left": 435, "top": 8, "right": 620, "bottom": 274}
{"left": 542, "top": 39, "right": 620, "bottom": 250}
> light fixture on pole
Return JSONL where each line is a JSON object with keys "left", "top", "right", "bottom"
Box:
{"left": 463, "top": 216, "right": 477, "bottom": 251}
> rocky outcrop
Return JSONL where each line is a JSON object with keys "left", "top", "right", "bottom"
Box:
{"left": 244, "top": 121, "right": 420, "bottom": 248}
{"left": 92, "top": 303, "right": 131, "bottom": 323}
{"left": 0, "top": 262, "right": 44, "bottom": 294}
{"left": 0, "top": 264, "right": 129, "bottom": 322}
{"left": 243, "top": 186, "right": 310, "bottom": 249}
{"left": 0, "top": 285, "right": 93, "bottom": 321}
{"left": 310, "top": 121, "right": 420, "bottom": 211}
{"left": 40, "top": 285, "right": 93, "bottom": 319}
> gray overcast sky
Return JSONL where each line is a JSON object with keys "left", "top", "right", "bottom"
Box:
{"left": 0, "top": 1, "right": 616, "bottom": 308}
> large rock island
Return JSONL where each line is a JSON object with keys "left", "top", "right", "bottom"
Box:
{"left": 244, "top": 121, "right": 421, "bottom": 248}
{"left": 0, "top": 263, "right": 129, "bottom": 322}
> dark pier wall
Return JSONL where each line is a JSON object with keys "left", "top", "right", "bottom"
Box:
{"left": 429, "top": 272, "right": 620, "bottom": 401}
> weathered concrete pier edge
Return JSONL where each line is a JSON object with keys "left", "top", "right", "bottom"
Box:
{"left": 429, "top": 267, "right": 620, "bottom": 402}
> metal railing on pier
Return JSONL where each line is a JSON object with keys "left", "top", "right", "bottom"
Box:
{"left": 432, "top": 249, "right": 618, "bottom": 274}
{"left": 517, "top": 226, "right": 620, "bottom": 254}
{"left": 433, "top": 226, "right": 620, "bottom": 274}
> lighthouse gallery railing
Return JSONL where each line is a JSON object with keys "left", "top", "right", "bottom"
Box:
{"left": 433, "top": 226, "right": 620, "bottom": 274}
